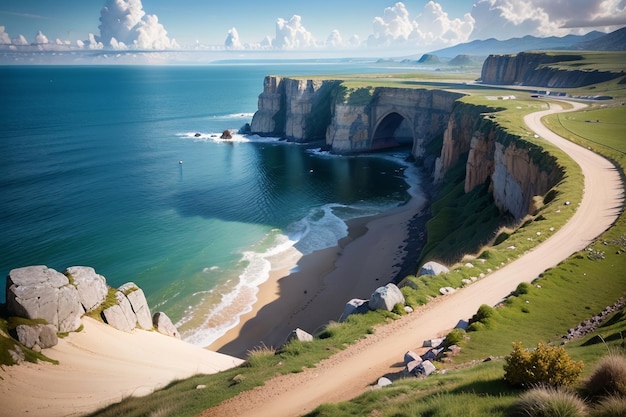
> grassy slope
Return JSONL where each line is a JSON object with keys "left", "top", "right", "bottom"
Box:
{"left": 83, "top": 61, "right": 625, "bottom": 416}
{"left": 305, "top": 92, "right": 626, "bottom": 416}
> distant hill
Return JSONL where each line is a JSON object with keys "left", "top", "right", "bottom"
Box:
{"left": 574, "top": 26, "right": 626, "bottom": 51}
{"left": 426, "top": 31, "right": 606, "bottom": 58}
{"left": 417, "top": 54, "right": 440, "bottom": 64}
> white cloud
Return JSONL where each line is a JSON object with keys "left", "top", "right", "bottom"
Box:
{"left": 367, "top": 1, "right": 474, "bottom": 49}
{"left": 0, "top": 26, "right": 11, "bottom": 44}
{"left": 225, "top": 27, "right": 242, "bottom": 49}
{"left": 470, "top": 0, "right": 626, "bottom": 40}
{"left": 12, "top": 34, "right": 28, "bottom": 46}
{"left": 273, "top": 15, "right": 317, "bottom": 49}
{"left": 97, "top": 0, "right": 177, "bottom": 50}
{"left": 326, "top": 29, "right": 343, "bottom": 48}
{"left": 34, "top": 30, "right": 49, "bottom": 45}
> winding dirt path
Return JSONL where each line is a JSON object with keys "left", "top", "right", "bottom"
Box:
{"left": 200, "top": 100, "right": 624, "bottom": 417}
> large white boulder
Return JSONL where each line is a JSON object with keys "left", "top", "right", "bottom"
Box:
{"left": 369, "top": 283, "right": 405, "bottom": 312}
{"left": 420, "top": 261, "right": 450, "bottom": 276}
{"left": 15, "top": 323, "right": 58, "bottom": 349}
{"left": 119, "top": 282, "right": 152, "bottom": 330}
{"left": 153, "top": 311, "right": 180, "bottom": 339}
{"left": 6, "top": 265, "right": 83, "bottom": 332}
{"left": 102, "top": 291, "right": 137, "bottom": 332}
{"left": 65, "top": 266, "right": 108, "bottom": 312}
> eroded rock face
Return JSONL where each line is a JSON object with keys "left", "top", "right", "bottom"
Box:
{"left": 15, "top": 323, "right": 58, "bottom": 349}
{"left": 369, "top": 283, "right": 405, "bottom": 312}
{"left": 102, "top": 291, "right": 137, "bottom": 332}
{"left": 153, "top": 311, "right": 180, "bottom": 339}
{"left": 65, "top": 266, "right": 108, "bottom": 312}
{"left": 119, "top": 282, "right": 152, "bottom": 330}
{"left": 6, "top": 265, "right": 83, "bottom": 332}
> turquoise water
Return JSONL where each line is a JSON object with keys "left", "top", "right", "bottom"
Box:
{"left": 0, "top": 63, "right": 419, "bottom": 345}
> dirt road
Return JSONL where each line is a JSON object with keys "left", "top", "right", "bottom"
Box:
{"left": 201, "top": 100, "right": 624, "bottom": 417}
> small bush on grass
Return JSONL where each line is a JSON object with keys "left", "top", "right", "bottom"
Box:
{"left": 504, "top": 342, "right": 583, "bottom": 388}
{"left": 515, "top": 387, "right": 587, "bottom": 417}
{"left": 468, "top": 304, "right": 498, "bottom": 331}
{"left": 590, "top": 395, "right": 626, "bottom": 417}
{"left": 444, "top": 328, "right": 467, "bottom": 348}
{"left": 243, "top": 344, "right": 276, "bottom": 368}
{"left": 585, "top": 353, "right": 626, "bottom": 397}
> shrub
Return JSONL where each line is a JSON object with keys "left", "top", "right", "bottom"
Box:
{"left": 504, "top": 342, "right": 584, "bottom": 388}
{"left": 514, "top": 282, "right": 532, "bottom": 296}
{"left": 243, "top": 344, "right": 276, "bottom": 368}
{"left": 585, "top": 353, "right": 626, "bottom": 397}
{"left": 467, "top": 304, "right": 497, "bottom": 331}
{"left": 590, "top": 395, "right": 626, "bottom": 417}
{"left": 515, "top": 387, "right": 587, "bottom": 417}
{"left": 444, "top": 328, "right": 466, "bottom": 347}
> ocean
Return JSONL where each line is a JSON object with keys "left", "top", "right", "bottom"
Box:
{"left": 0, "top": 62, "right": 421, "bottom": 346}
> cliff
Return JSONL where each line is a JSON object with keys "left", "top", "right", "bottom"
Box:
{"left": 481, "top": 52, "right": 624, "bottom": 87}
{"left": 251, "top": 74, "right": 564, "bottom": 221}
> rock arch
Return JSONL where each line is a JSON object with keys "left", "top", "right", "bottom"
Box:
{"left": 370, "top": 111, "right": 415, "bottom": 152}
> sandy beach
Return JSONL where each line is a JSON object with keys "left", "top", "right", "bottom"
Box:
{"left": 0, "top": 317, "right": 243, "bottom": 417}
{"left": 209, "top": 188, "right": 429, "bottom": 358}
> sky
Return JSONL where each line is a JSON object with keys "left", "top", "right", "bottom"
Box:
{"left": 0, "top": 0, "right": 625, "bottom": 61}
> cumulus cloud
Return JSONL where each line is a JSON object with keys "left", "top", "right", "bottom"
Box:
{"left": 12, "top": 34, "right": 28, "bottom": 46}
{"left": 224, "top": 27, "right": 242, "bottom": 49}
{"left": 367, "top": 1, "right": 474, "bottom": 49}
{"left": 0, "top": 26, "right": 11, "bottom": 44}
{"left": 470, "top": 0, "right": 626, "bottom": 40}
{"left": 273, "top": 15, "right": 317, "bottom": 49}
{"left": 97, "top": 0, "right": 177, "bottom": 50}
{"left": 34, "top": 30, "right": 49, "bottom": 44}
{"left": 326, "top": 29, "right": 343, "bottom": 48}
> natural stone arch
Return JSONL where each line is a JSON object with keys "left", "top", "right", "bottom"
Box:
{"left": 371, "top": 111, "right": 415, "bottom": 152}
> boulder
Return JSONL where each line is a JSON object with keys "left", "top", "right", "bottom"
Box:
{"left": 15, "top": 323, "right": 58, "bottom": 349}
{"left": 420, "top": 261, "right": 449, "bottom": 276}
{"left": 102, "top": 291, "right": 137, "bottom": 332}
{"left": 369, "top": 283, "right": 405, "bottom": 312}
{"left": 65, "top": 266, "right": 108, "bottom": 312}
{"left": 404, "top": 350, "right": 422, "bottom": 366}
{"left": 6, "top": 266, "right": 83, "bottom": 332}
{"left": 417, "top": 360, "right": 437, "bottom": 377}
{"left": 377, "top": 377, "right": 393, "bottom": 387}
{"left": 422, "top": 348, "right": 443, "bottom": 361}
{"left": 406, "top": 360, "right": 422, "bottom": 375}
{"left": 220, "top": 129, "right": 232, "bottom": 139}
{"left": 284, "top": 328, "right": 313, "bottom": 345}
{"left": 339, "top": 298, "right": 369, "bottom": 322}
{"left": 153, "top": 311, "right": 180, "bottom": 339}
{"left": 119, "top": 282, "right": 152, "bottom": 330}
{"left": 423, "top": 337, "right": 445, "bottom": 348}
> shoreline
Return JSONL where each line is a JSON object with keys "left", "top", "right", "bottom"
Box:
{"left": 208, "top": 188, "right": 429, "bottom": 358}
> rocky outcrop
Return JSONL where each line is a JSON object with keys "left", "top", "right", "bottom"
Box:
{"left": 102, "top": 290, "right": 138, "bottom": 332}
{"left": 250, "top": 76, "right": 462, "bottom": 158}
{"left": 250, "top": 76, "right": 340, "bottom": 142}
{"left": 6, "top": 265, "right": 83, "bottom": 332}
{"left": 65, "top": 266, "right": 108, "bottom": 312}
{"left": 153, "top": 311, "right": 180, "bottom": 339}
{"left": 119, "top": 282, "right": 153, "bottom": 330}
{"left": 481, "top": 52, "right": 624, "bottom": 87}
{"left": 15, "top": 323, "right": 58, "bottom": 350}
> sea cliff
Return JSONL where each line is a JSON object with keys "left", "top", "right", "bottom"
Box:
{"left": 480, "top": 51, "right": 624, "bottom": 87}
{"left": 250, "top": 74, "right": 563, "bottom": 221}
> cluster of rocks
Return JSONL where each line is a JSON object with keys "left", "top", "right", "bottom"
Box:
{"left": 5, "top": 265, "right": 180, "bottom": 352}
{"left": 563, "top": 297, "right": 626, "bottom": 342}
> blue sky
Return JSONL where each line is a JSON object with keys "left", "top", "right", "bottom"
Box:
{"left": 0, "top": 0, "right": 625, "bottom": 56}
